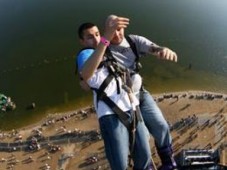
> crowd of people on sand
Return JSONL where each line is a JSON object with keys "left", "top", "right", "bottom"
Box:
{"left": 154, "top": 91, "right": 227, "bottom": 103}
{"left": 0, "top": 91, "right": 226, "bottom": 169}
{"left": 169, "top": 110, "right": 227, "bottom": 154}
{"left": 0, "top": 106, "right": 102, "bottom": 170}
{"left": 0, "top": 92, "right": 226, "bottom": 142}
{"left": 1, "top": 91, "right": 225, "bottom": 149}
{"left": 0, "top": 106, "right": 101, "bottom": 152}
{"left": 0, "top": 152, "right": 53, "bottom": 170}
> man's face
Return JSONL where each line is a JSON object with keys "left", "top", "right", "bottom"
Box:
{"left": 110, "top": 28, "right": 125, "bottom": 45}
{"left": 80, "top": 26, "right": 100, "bottom": 48}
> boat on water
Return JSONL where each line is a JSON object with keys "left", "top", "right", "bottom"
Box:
{"left": 0, "top": 93, "right": 16, "bottom": 112}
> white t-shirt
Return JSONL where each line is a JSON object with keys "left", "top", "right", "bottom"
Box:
{"left": 87, "top": 67, "right": 139, "bottom": 119}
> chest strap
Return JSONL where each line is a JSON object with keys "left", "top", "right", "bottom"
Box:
{"left": 92, "top": 74, "right": 131, "bottom": 129}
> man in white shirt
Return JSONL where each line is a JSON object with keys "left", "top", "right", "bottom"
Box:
{"left": 77, "top": 21, "right": 152, "bottom": 169}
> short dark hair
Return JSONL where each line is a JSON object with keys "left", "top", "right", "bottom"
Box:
{"left": 78, "top": 22, "right": 96, "bottom": 39}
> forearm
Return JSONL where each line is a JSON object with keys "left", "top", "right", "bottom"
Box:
{"left": 148, "top": 43, "right": 163, "bottom": 54}
{"left": 80, "top": 42, "right": 107, "bottom": 81}
{"left": 148, "top": 44, "right": 178, "bottom": 62}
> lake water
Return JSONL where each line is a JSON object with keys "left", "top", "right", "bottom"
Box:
{"left": 0, "top": 0, "right": 227, "bottom": 130}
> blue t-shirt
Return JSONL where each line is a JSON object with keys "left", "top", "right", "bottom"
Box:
{"left": 76, "top": 49, "right": 94, "bottom": 71}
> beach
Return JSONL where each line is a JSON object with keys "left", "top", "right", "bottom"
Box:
{"left": 0, "top": 90, "right": 227, "bottom": 170}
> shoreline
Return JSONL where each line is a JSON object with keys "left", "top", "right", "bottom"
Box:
{"left": 2, "top": 90, "right": 227, "bottom": 134}
{"left": 0, "top": 89, "right": 226, "bottom": 130}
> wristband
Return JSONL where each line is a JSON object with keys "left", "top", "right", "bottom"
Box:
{"left": 100, "top": 37, "right": 110, "bottom": 46}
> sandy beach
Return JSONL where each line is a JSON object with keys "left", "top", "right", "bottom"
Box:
{"left": 0, "top": 90, "right": 227, "bottom": 170}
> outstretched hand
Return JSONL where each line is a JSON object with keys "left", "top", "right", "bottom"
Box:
{"left": 104, "top": 15, "right": 130, "bottom": 40}
{"left": 154, "top": 47, "right": 178, "bottom": 62}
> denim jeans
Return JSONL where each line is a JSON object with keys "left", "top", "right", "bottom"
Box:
{"left": 139, "top": 89, "right": 172, "bottom": 149}
{"left": 99, "top": 113, "right": 152, "bottom": 170}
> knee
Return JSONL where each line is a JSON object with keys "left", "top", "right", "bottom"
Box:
{"left": 159, "top": 121, "right": 170, "bottom": 132}
{"left": 148, "top": 119, "right": 169, "bottom": 133}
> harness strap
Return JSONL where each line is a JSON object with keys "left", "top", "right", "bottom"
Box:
{"left": 105, "top": 47, "right": 116, "bottom": 62}
{"left": 125, "top": 35, "right": 142, "bottom": 73}
{"left": 95, "top": 74, "right": 114, "bottom": 103}
{"left": 121, "top": 80, "right": 142, "bottom": 167}
{"left": 105, "top": 46, "right": 143, "bottom": 163}
{"left": 128, "top": 110, "right": 136, "bottom": 167}
{"left": 92, "top": 74, "right": 131, "bottom": 129}
{"left": 107, "top": 65, "right": 121, "bottom": 94}
{"left": 100, "top": 93, "right": 131, "bottom": 130}
{"left": 104, "top": 48, "right": 122, "bottom": 94}
{"left": 126, "top": 35, "right": 139, "bottom": 60}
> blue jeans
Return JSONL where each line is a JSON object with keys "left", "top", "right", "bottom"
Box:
{"left": 139, "top": 89, "right": 172, "bottom": 149}
{"left": 99, "top": 114, "right": 152, "bottom": 170}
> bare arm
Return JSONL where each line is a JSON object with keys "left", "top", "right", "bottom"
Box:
{"left": 81, "top": 15, "right": 130, "bottom": 81}
{"left": 80, "top": 41, "right": 107, "bottom": 81}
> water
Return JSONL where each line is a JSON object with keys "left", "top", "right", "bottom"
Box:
{"left": 0, "top": 0, "right": 227, "bottom": 130}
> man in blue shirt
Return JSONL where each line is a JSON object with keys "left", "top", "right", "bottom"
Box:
{"left": 77, "top": 21, "right": 153, "bottom": 170}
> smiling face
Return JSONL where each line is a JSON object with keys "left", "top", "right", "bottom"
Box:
{"left": 80, "top": 26, "right": 101, "bottom": 48}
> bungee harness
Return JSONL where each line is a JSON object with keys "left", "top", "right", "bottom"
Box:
{"left": 92, "top": 35, "right": 143, "bottom": 126}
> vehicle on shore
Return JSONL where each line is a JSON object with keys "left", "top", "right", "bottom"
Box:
{"left": 0, "top": 93, "right": 16, "bottom": 112}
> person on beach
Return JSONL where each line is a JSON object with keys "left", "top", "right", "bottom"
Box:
{"left": 76, "top": 15, "right": 178, "bottom": 170}
{"left": 77, "top": 17, "right": 152, "bottom": 170}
